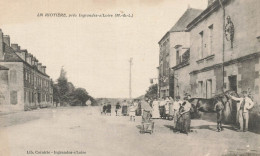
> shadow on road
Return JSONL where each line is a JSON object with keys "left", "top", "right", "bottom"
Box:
{"left": 136, "top": 125, "right": 142, "bottom": 130}
{"left": 164, "top": 125, "right": 174, "bottom": 131}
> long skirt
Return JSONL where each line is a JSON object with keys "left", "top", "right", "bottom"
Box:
{"left": 122, "top": 106, "right": 128, "bottom": 115}
{"left": 177, "top": 112, "right": 191, "bottom": 133}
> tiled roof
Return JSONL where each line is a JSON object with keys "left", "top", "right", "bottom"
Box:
{"left": 2, "top": 43, "right": 23, "bottom": 62}
{"left": 0, "top": 43, "right": 49, "bottom": 77}
{"left": 169, "top": 8, "right": 203, "bottom": 32}
{"left": 0, "top": 65, "right": 9, "bottom": 70}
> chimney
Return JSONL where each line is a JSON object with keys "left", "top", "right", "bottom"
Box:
{"left": 3, "top": 35, "right": 10, "bottom": 46}
{"left": 26, "top": 53, "right": 33, "bottom": 65}
{"left": 11, "top": 44, "right": 20, "bottom": 51}
{"left": 42, "top": 66, "right": 46, "bottom": 73}
{"left": 37, "top": 63, "right": 42, "bottom": 71}
{"left": 32, "top": 57, "right": 36, "bottom": 66}
{"left": 208, "top": 0, "right": 215, "bottom": 6}
{"left": 35, "top": 59, "right": 38, "bottom": 66}
{"left": 15, "top": 49, "right": 27, "bottom": 61}
{"left": 0, "top": 29, "right": 4, "bottom": 59}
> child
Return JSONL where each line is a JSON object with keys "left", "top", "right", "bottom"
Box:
{"left": 214, "top": 99, "right": 224, "bottom": 132}
{"left": 129, "top": 104, "right": 136, "bottom": 121}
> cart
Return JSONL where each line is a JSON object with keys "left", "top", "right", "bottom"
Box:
{"left": 140, "top": 121, "right": 154, "bottom": 134}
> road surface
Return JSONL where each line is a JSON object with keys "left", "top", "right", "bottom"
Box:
{"left": 0, "top": 107, "right": 259, "bottom": 156}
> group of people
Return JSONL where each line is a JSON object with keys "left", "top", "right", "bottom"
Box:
{"left": 150, "top": 94, "right": 192, "bottom": 134}
{"left": 100, "top": 89, "right": 255, "bottom": 134}
{"left": 100, "top": 102, "right": 112, "bottom": 115}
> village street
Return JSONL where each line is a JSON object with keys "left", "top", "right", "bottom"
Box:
{"left": 0, "top": 107, "right": 259, "bottom": 156}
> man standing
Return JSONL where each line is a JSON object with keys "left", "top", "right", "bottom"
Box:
{"left": 229, "top": 91, "right": 254, "bottom": 132}
{"left": 214, "top": 99, "right": 224, "bottom": 132}
{"left": 115, "top": 102, "right": 121, "bottom": 116}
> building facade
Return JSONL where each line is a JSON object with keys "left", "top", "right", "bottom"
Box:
{"left": 166, "top": 0, "right": 259, "bottom": 129}
{"left": 0, "top": 29, "right": 53, "bottom": 111}
{"left": 158, "top": 8, "right": 202, "bottom": 98}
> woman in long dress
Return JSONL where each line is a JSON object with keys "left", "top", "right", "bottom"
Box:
{"left": 179, "top": 96, "right": 192, "bottom": 134}
{"left": 152, "top": 98, "right": 160, "bottom": 119}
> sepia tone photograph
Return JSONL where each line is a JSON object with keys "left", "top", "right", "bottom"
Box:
{"left": 0, "top": 0, "right": 259, "bottom": 155}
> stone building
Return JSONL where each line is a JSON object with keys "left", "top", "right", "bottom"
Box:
{"left": 167, "top": 0, "right": 259, "bottom": 129}
{"left": 0, "top": 29, "right": 53, "bottom": 111}
{"left": 158, "top": 7, "right": 202, "bottom": 98}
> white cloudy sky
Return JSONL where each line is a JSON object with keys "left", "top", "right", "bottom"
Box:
{"left": 0, "top": 0, "right": 207, "bottom": 98}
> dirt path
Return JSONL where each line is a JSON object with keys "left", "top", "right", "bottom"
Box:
{"left": 0, "top": 107, "right": 259, "bottom": 156}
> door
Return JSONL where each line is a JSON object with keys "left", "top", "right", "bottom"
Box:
{"left": 228, "top": 75, "right": 237, "bottom": 124}
{"left": 229, "top": 75, "right": 237, "bottom": 92}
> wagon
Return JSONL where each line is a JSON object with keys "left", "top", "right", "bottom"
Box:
{"left": 140, "top": 121, "right": 154, "bottom": 134}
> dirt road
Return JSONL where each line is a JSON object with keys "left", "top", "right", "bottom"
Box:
{"left": 0, "top": 107, "right": 259, "bottom": 156}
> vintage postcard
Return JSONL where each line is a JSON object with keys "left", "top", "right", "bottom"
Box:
{"left": 0, "top": 0, "right": 259, "bottom": 156}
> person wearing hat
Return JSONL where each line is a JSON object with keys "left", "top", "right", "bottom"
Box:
{"left": 229, "top": 91, "right": 254, "bottom": 132}
{"left": 141, "top": 98, "right": 152, "bottom": 123}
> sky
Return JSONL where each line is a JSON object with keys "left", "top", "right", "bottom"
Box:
{"left": 0, "top": 0, "right": 207, "bottom": 98}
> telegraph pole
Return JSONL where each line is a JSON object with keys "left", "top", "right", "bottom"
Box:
{"left": 129, "top": 57, "right": 133, "bottom": 100}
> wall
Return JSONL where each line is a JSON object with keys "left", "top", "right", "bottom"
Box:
{"left": 188, "top": 0, "right": 260, "bottom": 132}
{"left": 0, "top": 62, "right": 24, "bottom": 111}
{"left": 169, "top": 32, "right": 190, "bottom": 68}
{"left": 224, "top": 0, "right": 260, "bottom": 61}
{"left": 0, "top": 70, "right": 9, "bottom": 106}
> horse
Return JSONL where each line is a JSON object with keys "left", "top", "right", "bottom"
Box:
{"left": 189, "top": 90, "right": 239, "bottom": 114}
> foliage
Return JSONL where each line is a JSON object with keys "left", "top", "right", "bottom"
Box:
{"left": 144, "top": 84, "right": 158, "bottom": 100}
{"left": 53, "top": 67, "right": 95, "bottom": 106}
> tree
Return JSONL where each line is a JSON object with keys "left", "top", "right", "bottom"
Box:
{"left": 70, "top": 88, "right": 89, "bottom": 106}
{"left": 144, "top": 84, "right": 158, "bottom": 100}
{"left": 57, "top": 67, "right": 69, "bottom": 106}
{"left": 52, "top": 66, "right": 95, "bottom": 106}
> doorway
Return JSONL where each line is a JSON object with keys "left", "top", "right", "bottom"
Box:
{"left": 228, "top": 75, "right": 237, "bottom": 92}
{"left": 228, "top": 75, "right": 238, "bottom": 124}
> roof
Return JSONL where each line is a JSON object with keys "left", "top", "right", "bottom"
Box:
{"left": 186, "top": 0, "right": 229, "bottom": 31}
{"left": 169, "top": 8, "right": 203, "bottom": 32}
{"left": 0, "top": 43, "right": 50, "bottom": 77}
{"left": 3, "top": 44, "right": 23, "bottom": 62}
{"left": 0, "top": 65, "right": 9, "bottom": 70}
{"left": 158, "top": 8, "right": 203, "bottom": 44}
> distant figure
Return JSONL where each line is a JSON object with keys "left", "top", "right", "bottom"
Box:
{"left": 165, "top": 97, "right": 170, "bottom": 120}
{"left": 106, "top": 102, "right": 112, "bottom": 116}
{"left": 214, "top": 99, "right": 224, "bottom": 132}
{"left": 129, "top": 103, "right": 136, "bottom": 121}
{"left": 102, "top": 103, "right": 107, "bottom": 115}
{"left": 159, "top": 97, "right": 166, "bottom": 118}
{"left": 86, "top": 99, "right": 91, "bottom": 106}
{"left": 229, "top": 91, "right": 254, "bottom": 132}
{"left": 115, "top": 102, "right": 121, "bottom": 116}
{"left": 152, "top": 98, "right": 160, "bottom": 119}
{"left": 122, "top": 100, "right": 128, "bottom": 116}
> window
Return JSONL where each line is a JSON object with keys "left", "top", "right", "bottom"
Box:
{"left": 198, "top": 81, "right": 203, "bottom": 97}
{"left": 10, "top": 91, "right": 17, "bottom": 105}
{"left": 199, "top": 31, "right": 204, "bottom": 59}
{"left": 206, "top": 79, "right": 212, "bottom": 98}
{"left": 10, "top": 70, "right": 17, "bottom": 83}
{"left": 208, "top": 25, "right": 213, "bottom": 55}
{"left": 176, "top": 50, "right": 180, "bottom": 64}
